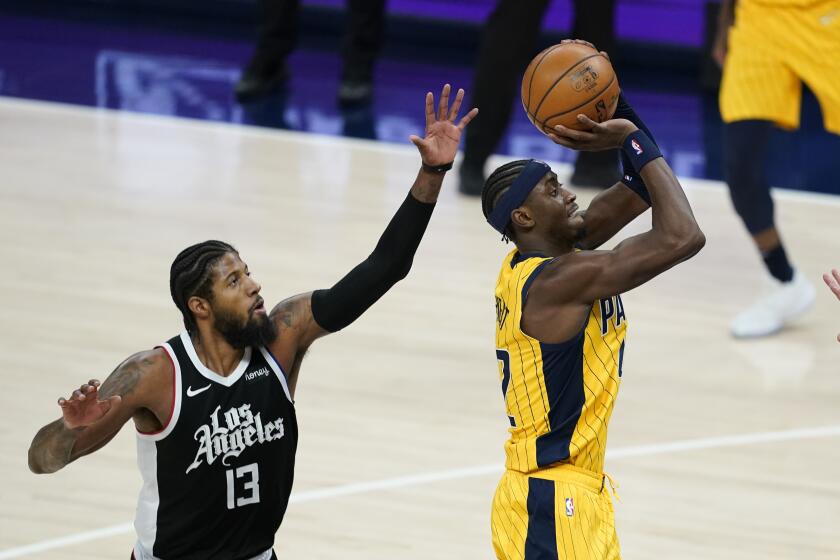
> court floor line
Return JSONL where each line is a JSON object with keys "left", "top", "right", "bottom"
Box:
{"left": 2, "top": 423, "right": 839, "bottom": 559}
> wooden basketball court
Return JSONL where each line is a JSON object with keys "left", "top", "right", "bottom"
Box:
{"left": 1, "top": 97, "right": 838, "bottom": 559}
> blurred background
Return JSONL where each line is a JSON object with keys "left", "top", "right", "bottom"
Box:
{"left": 0, "top": 0, "right": 837, "bottom": 192}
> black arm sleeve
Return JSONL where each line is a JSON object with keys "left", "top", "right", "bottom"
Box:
{"left": 310, "top": 192, "right": 435, "bottom": 333}
{"left": 615, "top": 92, "right": 658, "bottom": 206}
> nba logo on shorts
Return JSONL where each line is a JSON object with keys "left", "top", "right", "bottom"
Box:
{"left": 565, "top": 497, "right": 574, "bottom": 517}
{"left": 631, "top": 139, "right": 643, "bottom": 155}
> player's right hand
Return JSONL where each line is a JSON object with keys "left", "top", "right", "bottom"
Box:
{"left": 823, "top": 269, "right": 840, "bottom": 343}
{"left": 548, "top": 115, "right": 637, "bottom": 152}
{"left": 58, "top": 379, "right": 122, "bottom": 430}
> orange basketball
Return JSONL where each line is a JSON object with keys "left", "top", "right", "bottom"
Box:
{"left": 521, "top": 42, "right": 620, "bottom": 135}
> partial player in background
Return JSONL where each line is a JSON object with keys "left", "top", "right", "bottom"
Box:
{"left": 481, "top": 88, "right": 704, "bottom": 557}
{"left": 458, "top": 1, "right": 620, "bottom": 196}
{"left": 823, "top": 269, "right": 840, "bottom": 342}
{"left": 714, "top": 0, "right": 840, "bottom": 337}
{"left": 236, "top": 0, "right": 386, "bottom": 104}
{"left": 27, "top": 85, "right": 476, "bottom": 560}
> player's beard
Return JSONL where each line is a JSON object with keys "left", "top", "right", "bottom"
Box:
{"left": 213, "top": 306, "right": 278, "bottom": 349}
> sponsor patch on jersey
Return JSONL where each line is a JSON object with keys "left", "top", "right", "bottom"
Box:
{"left": 245, "top": 367, "right": 271, "bottom": 381}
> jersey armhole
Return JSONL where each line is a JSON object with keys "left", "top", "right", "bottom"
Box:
{"left": 136, "top": 344, "right": 182, "bottom": 440}
{"left": 521, "top": 259, "right": 592, "bottom": 349}
{"left": 259, "top": 346, "right": 294, "bottom": 404}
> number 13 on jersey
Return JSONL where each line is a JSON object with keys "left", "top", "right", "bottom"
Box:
{"left": 496, "top": 349, "right": 516, "bottom": 427}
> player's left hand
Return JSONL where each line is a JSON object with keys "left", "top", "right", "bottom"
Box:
{"left": 410, "top": 84, "right": 478, "bottom": 166}
{"left": 559, "top": 39, "right": 611, "bottom": 61}
{"left": 823, "top": 269, "right": 840, "bottom": 342}
{"left": 549, "top": 115, "right": 637, "bottom": 151}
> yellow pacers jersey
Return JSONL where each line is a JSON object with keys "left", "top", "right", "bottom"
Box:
{"left": 495, "top": 250, "right": 627, "bottom": 475}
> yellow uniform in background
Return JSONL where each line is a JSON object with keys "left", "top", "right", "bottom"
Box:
{"left": 491, "top": 250, "right": 627, "bottom": 560}
{"left": 720, "top": 0, "right": 840, "bottom": 133}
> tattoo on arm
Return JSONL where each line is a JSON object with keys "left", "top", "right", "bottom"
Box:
{"left": 99, "top": 358, "right": 143, "bottom": 399}
{"left": 271, "top": 294, "right": 316, "bottom": 336}
{"left": 28, "top": 352, "right": 152, "bottom": 475}
{"left": 28, "top": 420, "right": 83, "bottom": 474}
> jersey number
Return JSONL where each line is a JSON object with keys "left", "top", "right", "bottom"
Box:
{"left": 496, "top": 349, "right": 516, "bottom": 427}
{"left": 226, "top": 463, "right": 260, "bottom": 509}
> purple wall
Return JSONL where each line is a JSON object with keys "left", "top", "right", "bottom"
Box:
{"left": 306, "top": 0, "right": 707, "bottom": 47}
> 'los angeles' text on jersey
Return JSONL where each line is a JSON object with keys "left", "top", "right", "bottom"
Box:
{"left": 133, "top": 332, "right": 298, "bottom": 560}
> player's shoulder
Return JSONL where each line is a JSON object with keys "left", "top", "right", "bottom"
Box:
{"left": 118, "top": 348, "right": 172, "bottom": 386}
{"left": 98, "top": 347, "right": 172, "bottom": 403}
{"left": 531, "top": 250, "right": 611, "bottom": 300}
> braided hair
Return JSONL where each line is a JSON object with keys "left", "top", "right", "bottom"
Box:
{"left": 170, "top": 240, "right": 237, "bottom": 333}
{"left": 481, "top": 159, "right": 530, "bottom": 242}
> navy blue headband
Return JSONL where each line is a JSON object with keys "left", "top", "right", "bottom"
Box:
{"left": 487, "top": 160, "right": 551, "bottom": 235}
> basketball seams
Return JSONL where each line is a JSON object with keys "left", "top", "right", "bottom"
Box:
{"left": 525, "top": 44, "right": 565, "bottom": 113}
{"left": 530, "top": 53, "right": 603, "bottom": 125}
{"left": 540, "top": 73, "right": 618, "bottom": 125}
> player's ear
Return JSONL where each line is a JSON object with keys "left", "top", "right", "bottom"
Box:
{"left": 188, "top": 296, "right": 211, "bottom": 321}
{"left": 511, "top": 206, "right": 534, "bottom": 230}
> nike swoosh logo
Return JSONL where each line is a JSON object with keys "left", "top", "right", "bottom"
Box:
{"left": 186, "top": 384, "right": 212, "bottom": 397}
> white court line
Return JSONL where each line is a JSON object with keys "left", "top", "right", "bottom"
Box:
{"left": 2, "top": 424, "right": 839, "bottom": 559}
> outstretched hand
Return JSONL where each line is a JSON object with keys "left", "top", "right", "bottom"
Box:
{"left": 58, "top": 379, "right": 122, "bottom": 430}
{"left": 410, "top": 84, "right": 478, "bottom": 166}
{"left": 823, "top": 269, "right": 840, "bottom": 342}
{"left": 548, "top": 115, "right": 638, "bottom": 152}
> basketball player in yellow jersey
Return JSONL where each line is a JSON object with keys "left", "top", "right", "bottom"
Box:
{"left": 712, "top": 0, "right": 839, "bottom": 337}
{"left": 480, "top": 98, "right": 705, "bottom": 559}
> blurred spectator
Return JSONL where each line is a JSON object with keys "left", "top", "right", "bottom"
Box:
{"left": 459, "top": 0, "right": 619, "bottom": 196}
{"left": 715, "top": 0, "right": 839, "bottom": 337}
{"left": 236, "top": 0, "right": 386, "bottom": 104}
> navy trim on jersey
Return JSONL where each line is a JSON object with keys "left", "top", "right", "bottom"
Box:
{"left": 510, "top": 251, "right": 548, "bottom": 268}
{"left": 524, "top": 477, "right": 559, "bottom": 559}
{"left": 521, "top": 258, "right": 554, "bottom": 305}
{"left": 535, "top": 326, "right": 587, "bottom": 467}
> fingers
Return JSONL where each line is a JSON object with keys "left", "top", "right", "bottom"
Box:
{"left": 576, "top": 114, "right": 603, "bottom": 130}
{"left": 448, "top": 88, "right": 465, "bottom": 121}
{"left": 561, "top": 38, "right": 597, "bottom": 51}
{"left": 98, "top": 395, "right": 123, "bottom": 416}
{"left": 546, "top": 132, "right": 578, "bottom": 149}
{"left": 58, "top": 380, "right": 102, "bottom": 407}
{"left": 553, "top": 124, "right": 595, "bottom": 143}
{"left": 824, "top": 270, "right": 840, "bottom": 299}
{"left": 599, "top": 50, "right": 611, "bottom": 61}
{"left": 457, "top": 107, "right": 479, "bottom": 130}
{"left": 438, "top": 84, "right": 451, "bottom": 121}
{"left": 409, "top": 134, "right": 426, "bottom": 149}
{"left": 424, "top": 92, "right": 435, "bottom": 130}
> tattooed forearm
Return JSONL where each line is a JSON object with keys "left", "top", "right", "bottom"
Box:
{"left": 28, "top": 419, "right": 81, "bottom": 474}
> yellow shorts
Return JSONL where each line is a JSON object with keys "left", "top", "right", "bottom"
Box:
{"left": 490, "top": 465, "right": 620, "bottom": 560}
{"left": 720, "top": 0, "right": 840, "bottom": 133}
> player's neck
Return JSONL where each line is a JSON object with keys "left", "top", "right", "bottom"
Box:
{"left": 516, "top": 237, "right": 575, "bottom": 258}
{"left": 191, "top": 329, "right": 245, "bottom": 377}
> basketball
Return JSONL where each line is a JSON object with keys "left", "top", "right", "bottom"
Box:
{"left": 521, "top": 42, "right": 620, "bottom": 134}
